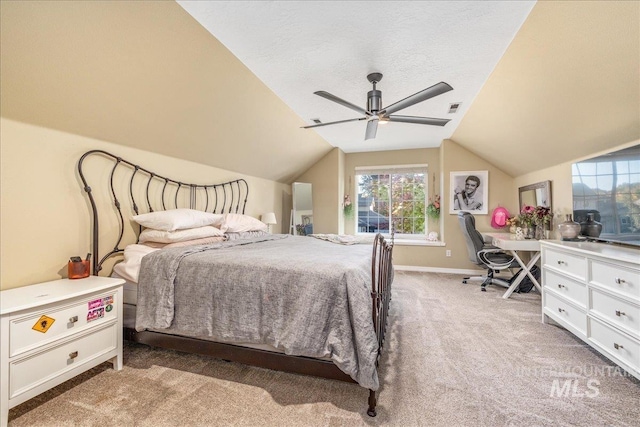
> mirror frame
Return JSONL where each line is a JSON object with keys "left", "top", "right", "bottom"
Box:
{"left": 518, "top": 180, "right": 552, "bottom": 211}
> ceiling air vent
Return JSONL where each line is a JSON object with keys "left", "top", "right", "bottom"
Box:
{"left": 448, "top": 103, "right": 461, "bottom": 114}
{"left": 311, "top": 118, "right": 322, "bottom": 124}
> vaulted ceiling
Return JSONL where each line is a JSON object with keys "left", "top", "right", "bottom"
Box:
{"left": 1, "top": 1, "right": 638, "bottom": 182}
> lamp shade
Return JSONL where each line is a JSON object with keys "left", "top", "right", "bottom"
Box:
{"left": 261, "top": 212, "right": 277, "bottom": 225}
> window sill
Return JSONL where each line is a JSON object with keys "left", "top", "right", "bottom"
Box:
{"left": 393, "top": 239, "right": 445, "bottom": 247}
{"left": 355, "top": 233, "right": 445, "bottom": 246}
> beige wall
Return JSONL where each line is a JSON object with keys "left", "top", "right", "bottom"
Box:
{"left": 514, "top": 138, "right": 640, "bottom": 238}
{"left": 294, "top": 148, "right": 343, "bottom": 234}
{"left": 296, "top": 143, "right": 518, "bottom": 270}
{"left": 0, "top": 119, "right": 290, "bottom": 290}
{"left": 0, "top": 1, "right": 332, "bottom": 185}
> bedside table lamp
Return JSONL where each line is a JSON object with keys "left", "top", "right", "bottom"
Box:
{"left": 261, "top": 212, "right": 277, "bottom": 233}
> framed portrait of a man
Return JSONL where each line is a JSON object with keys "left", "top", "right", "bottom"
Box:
{"left": 449, "top": 171, "right": 489, "bottom": 215}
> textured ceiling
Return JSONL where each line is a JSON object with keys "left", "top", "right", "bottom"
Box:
{"left": 178, "top": 1, "right": 536, "bottom": 153}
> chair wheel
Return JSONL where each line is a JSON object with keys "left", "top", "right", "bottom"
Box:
{"left": 462, "top": 280, "right": 468, "bottom": 284}
{"left": 481, "top": 288, "right": 487, "bottom": 292}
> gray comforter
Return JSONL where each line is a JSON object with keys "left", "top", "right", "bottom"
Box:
{"left": 135, "top": 234, "right": 381, "bottom": 390}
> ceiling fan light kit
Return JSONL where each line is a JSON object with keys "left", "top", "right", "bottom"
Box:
{"left": 302, "top": 72, "right": 453, "bottom": 140}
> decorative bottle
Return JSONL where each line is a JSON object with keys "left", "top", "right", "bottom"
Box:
{"left": 557, "top": 214, "right": 581, "bottom": 240}
{"left": 580, "top": 212, "right": 602, "bottom": 238}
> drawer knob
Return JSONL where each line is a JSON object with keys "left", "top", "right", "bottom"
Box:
{"left": 557, "top": 260, "right": 565, "bottom": 265}
{"left": 557, "top": 284, "right": 565, "bottom": 289}
{"left": 69, "top": 351, "right": 78, "bottom": 359}
{"left": 614, "top": 343, "right": 624, "bottom": 350}
{"left": 69, "top": 316, "right": 78, "bottom": 323}
{"left": 558, "top": 308, "right": 565, "bottom": 313}
{"left": 615, "top": 310, "right": 626, "bottom": 317}
{"left": 615, "top": 278, "right": 626, "bottom": 284}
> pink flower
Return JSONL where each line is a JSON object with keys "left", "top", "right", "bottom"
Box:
{"left": 521, "top": 205, "right": 535, "bottom": 214}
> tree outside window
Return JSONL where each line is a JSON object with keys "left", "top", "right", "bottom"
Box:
{"left": 356, "top": 167, "right": 427, "bottom": 236}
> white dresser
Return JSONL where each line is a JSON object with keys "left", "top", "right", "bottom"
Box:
{"left": 540, "top": 240, "right": 640, "bottom": 380}
{"left": 1, "top": 277, "right": 124, "bottom": 427}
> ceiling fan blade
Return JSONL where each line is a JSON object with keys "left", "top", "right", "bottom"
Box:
{"left": 387, "top": 115, "right": 451, "bottom": 126}
{"left": 314, "top": 91, "right": 371, "bottom": 116}
{"left": 302, "top": 117, "right": 366, "bottom": 129}
{"left": 365, "top": 120, "right": 378, "bottom": 140}
{"left": 379, "top": 82, "right": 453, "bottom": 116}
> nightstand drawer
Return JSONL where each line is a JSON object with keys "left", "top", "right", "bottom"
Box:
{"left": 590, "top": 288, "right": 640, "bottom": 340}
{"left": 9, "top": 292, "right": 117, "bottom": 357}
{"left": 9, "top": 322, "right": 117, "bottom": 399}
{"left": 544, "top": 248, "right": 586, "bottom": 281}
{"left": 544, "top": 269, "right": 587, "bottom": 308}
{"left": 590, "top": 260, "right": 640, "bottom": 302}
{"left": 589, "top": 317, "right": 640, "bottom": 376}
{"left": 544, "top": 291, "right": 587, "bottom": 337}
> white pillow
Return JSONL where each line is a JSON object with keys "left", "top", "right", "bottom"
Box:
{"left": 220, "top": 214, "right": 268, "bottom": 233}
{"left": 139, "top": 225, "right": 224, "bottom": 244}
{"left": 132, "top": 209, "right": 224, "bottom": 232}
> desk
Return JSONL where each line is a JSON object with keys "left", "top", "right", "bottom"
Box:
{"left": 482, "top": 232, "right": 541, "bottom": 299}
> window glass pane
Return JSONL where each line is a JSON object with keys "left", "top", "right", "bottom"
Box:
{"left": 356, "top": 167, "right": 427, "bottom": 236}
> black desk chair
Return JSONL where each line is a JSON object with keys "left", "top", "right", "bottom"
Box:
{"left": 457, "top": 211, "right": 518, "bottom": 291}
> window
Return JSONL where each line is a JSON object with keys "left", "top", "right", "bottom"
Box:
{"left": 355, "top": 165, "right": 428, "bottom": 236}
{"left": 572, "top": 155, "right": 640, "bottom": 234}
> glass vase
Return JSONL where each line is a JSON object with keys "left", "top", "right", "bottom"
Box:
{"left": 535, "top": 224, "right": 547, "bottom": 240}
{"left": 523, "top": 226, "right": 535, "bottom": 239}
{"left": 558, "top": 214, "right": 581, "bottom": 240}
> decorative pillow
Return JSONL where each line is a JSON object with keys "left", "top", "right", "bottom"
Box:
{"left": 220, "top": 214, "right": 268, "bottom": 233}
{"left": 132, "top": 209, "right": 224, "bottom": 232}
{"left": 139, "top": 225, "right": 224, "bottom": 244}
{"left": 224, "top": 230, "right": 270, "bottom": 240}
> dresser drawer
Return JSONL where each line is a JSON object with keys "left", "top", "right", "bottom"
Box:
{"left": 9, "top": 322, "right": 117, "bottom": 399}
{"left": 544, "top": 248, "right": 587, "bottom": 281}
{"left": 9, "top": 291, "right": 117, "bottom": 357}
{"left": 590, "top": 260, "right": 640, "bottom": 302}
{"left": 544, "top": 291, "right": 587, "bottom": 337}
{"left": 544, "top": 269, "right": 587, "bottom": 308}
{"left": 589, "top": 317, "right": 640, "bottom": 376}
{"left": 590, "top": 288, "right": 640, "bottom": 340}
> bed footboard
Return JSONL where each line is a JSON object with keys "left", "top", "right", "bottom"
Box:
{"left": 368, "top": 233, "right": 394, "bottom": 417}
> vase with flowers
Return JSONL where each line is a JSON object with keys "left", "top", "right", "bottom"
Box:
{"left": 505, "top": 216, "right": 520, "bottom": 234}
{"left": 518, "top": 205, "right": 536, "bottom": 239}
{"left": 426, "top": 194, "right": 440, "bottom": 220}
{"left": 533, "top": 205, "right": 553, "bottom": 239}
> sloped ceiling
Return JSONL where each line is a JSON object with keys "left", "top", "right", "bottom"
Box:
{"left": 1, "top": 1, "right": 638, "bottom": 182}
{"left": 0, "top": 1, "right": 332, "bottom": 183}
{"left": 452, "top": 1, "right": 640, "bottom": 177}
{"left": 177, "top": 1, "right": 535, "bottom": 154}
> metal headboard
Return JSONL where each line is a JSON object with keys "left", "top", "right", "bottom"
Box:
{"left": 78, "top": 150, "right": 249, "bottom": 275}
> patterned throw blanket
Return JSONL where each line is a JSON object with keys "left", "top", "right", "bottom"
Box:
{"left": 135, "top": 234, "right": 381, "bottom": 390}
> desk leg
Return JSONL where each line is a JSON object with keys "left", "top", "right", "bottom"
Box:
{"left": 502, "top": 251, "right": 541, "bottom": 299}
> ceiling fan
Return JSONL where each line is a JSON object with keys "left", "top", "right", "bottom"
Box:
{"left": 302, "top": 72, "right": 454, "bottom": 140}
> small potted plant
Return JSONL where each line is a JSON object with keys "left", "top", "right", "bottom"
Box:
{"left": 426, "top": 194, "right": 440, "bottom": 220}
{"left": 343, "top": 194, "right": 353, "bottom": 218}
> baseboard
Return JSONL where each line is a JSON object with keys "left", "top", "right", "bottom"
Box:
{"left": 394, "top": 265, "right": 486, "bottom": 275}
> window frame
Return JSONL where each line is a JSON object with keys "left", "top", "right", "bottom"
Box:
{"left": 354, "top": 164, "right": 430, "bottom": 239}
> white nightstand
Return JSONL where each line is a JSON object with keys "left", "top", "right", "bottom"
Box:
{"left": 1, "top": 276, "right": 124, "bottom": 427}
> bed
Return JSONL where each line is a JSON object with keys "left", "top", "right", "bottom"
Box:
{"left": 77, "top": 150, "right": 393, "bottom": 416}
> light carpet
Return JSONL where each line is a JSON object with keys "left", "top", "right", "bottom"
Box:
{"left": 8, "top": 272, "right": 640, "bottom": 426}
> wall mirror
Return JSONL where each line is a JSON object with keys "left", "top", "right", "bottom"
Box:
{"left": 291, "top": 182, "right": 313, "bottom": 235}
{"left": 519, "top": 180, "right": 552, "bottom": 210}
